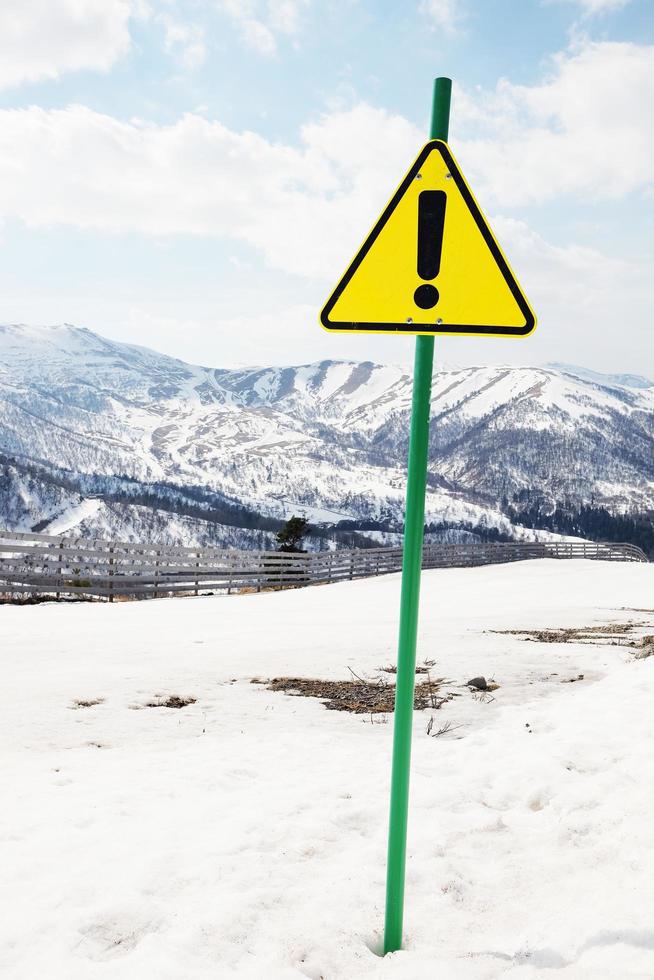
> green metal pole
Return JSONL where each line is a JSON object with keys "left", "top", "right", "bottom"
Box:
{"left": 383, "top": 76, "right": 452, "bottom": 956}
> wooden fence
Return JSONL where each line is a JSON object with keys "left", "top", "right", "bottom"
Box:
{"left": 0, "top": 529, "right": 647, "bottom": 601}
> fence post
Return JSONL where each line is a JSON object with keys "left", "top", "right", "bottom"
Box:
{"left": 109, "top": 546, "right": 114, "bottom": 603}
{"left": 195, "top": 551, "right": 200, "bottom": 596}
{"left": 56, "top": 540, "right": 63, "bottom": 600}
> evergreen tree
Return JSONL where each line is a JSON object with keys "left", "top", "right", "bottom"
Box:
{"left": 276, "top": 515, "right": 309, "bottom": 552}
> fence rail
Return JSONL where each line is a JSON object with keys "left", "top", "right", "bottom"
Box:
{"left": 0, "top": 529, "right": 647, "bottom": 601}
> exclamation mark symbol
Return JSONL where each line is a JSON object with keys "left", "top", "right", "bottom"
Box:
{"left": 413, "top": 190, "right": 446, "bottom": 310}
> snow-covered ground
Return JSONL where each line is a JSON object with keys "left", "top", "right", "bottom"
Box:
{"left": 3, "top": 559, "right": 654, "bottom": 979}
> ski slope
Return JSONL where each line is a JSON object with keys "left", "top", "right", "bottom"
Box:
{"left": 3, "top": 559, "right": 654, "bottom": 979}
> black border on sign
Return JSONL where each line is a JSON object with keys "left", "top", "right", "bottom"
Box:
{"left": 320, "top": 140, "right": 536, "bottom": 337}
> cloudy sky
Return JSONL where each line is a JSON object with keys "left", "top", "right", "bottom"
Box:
{"left": 0, "top": 0, "right": 652, "bottom": 373}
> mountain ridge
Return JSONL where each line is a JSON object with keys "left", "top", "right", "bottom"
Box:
{"left": 1, "top": 323, "right": 653, "bottom": 552}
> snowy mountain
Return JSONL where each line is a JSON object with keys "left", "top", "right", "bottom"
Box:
{"left": 1, "top": 323, "right": 653, "bottom": 550}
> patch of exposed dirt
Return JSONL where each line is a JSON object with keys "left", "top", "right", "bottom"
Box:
{"left": 0, "top": 595, "right": 94, "bottom": 605}
{"left": 71, "top": 698, "right": 105, "bottom": 709}
{"left": 492, "top": 620, "right": 654, "bottom": 664}
{"left": 255, "top": 673, "right": 454, "bottom": 714}
{"left": 491, "top": 622, "right": 646, "bottom": 645}
{"left": 632, "top": 636, "right": 654, "bottom": 660}
{"left": 144, "top": 695, "right": 197, "bottom": 709}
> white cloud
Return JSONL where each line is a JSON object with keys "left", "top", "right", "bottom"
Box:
{"left": 0, "top": 0, "right": 139, "bottom": 90}
{"left": 0, "top": 31, "right": 650, "bottom": 263}
{"left": 0, "top": 37, "right": 652, "bottom": 277}
{"left": 551, "top": 0, "right": 631, "bottom": 15}
{"left": 159, "top": 13, "right": 207, "bottom": 70}
{"left": 267, "top": 0, "right": 309, "bottom": 34}
{"left": 493, "top": 216, "right": 636, "bottom": 315}
{"left": 439, "top": 214, "right": 652, "bottom": 375}
{"left": 0, "top": 102, "right": 421, "bottom": 279}
{"left": 240, "top": 17, "right": 277, "bottom": 54}
{"left": 453, "top": 41, "right": 654, "bottom": 206}
{"left": 0, "top": 87, "right": 650, "bottom": 374}
{"left": 0, "top": 38, "right": 650, "bottom": 297}
{"left": 219, "top": 0, "right": 309, "bottom": 54}
{"left": 420, "top": 0, "right": 463, "bottom": 32}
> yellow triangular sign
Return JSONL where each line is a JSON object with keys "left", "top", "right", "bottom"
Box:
{"left": 320, "top": 140, "right": 536, "bottom": 337}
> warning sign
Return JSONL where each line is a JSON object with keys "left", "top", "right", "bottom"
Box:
{"left": 320, "top": 140, "right": 536, "bottom": 337}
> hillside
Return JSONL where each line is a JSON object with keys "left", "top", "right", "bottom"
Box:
{"left": 1, "top": 323, "right": 653, "bottom": 550}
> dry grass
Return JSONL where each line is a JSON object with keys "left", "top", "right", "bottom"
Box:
{"left": 426, "top": 717, "right": 464, "bottom": 738}
{"left": 492, "top": 620, "right": 654, "bottom": 663}
{"left": 491, "top": 623, "right": 644, "bottom": 644}
{"left": 256, "top": 672, "right": 454, "bottom": 714}
{"left": 380, "top": 658, "right": 437, "bottom": 675}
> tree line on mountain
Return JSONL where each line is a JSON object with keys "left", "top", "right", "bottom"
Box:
{"left": 505, "top": 501, "right": 654, "bottom": 558}
{"left": 0, "top": 454, "right": 381, "bottom": 550}
{"left": 333, "top": 517, "right": 512, "bottom": 544}
{"left": 3, "top": 452, "right": 653, "bottom": 556}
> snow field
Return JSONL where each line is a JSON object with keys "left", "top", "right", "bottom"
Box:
{"left": 2, "top": 559, "right": 654, "bottom": 978}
